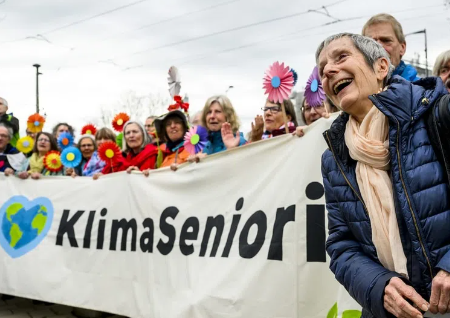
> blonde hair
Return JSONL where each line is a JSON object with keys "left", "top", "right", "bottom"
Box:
{"left": 201, "top": 95, "right": 240, "bottom": 133}
{"left": 433, "top": 50, "right": 450, "bottom": 77}
{"left": 362, "top": 13, "right": 405, "bottom": 44}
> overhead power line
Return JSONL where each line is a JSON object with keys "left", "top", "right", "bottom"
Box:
{"left": 108, "top": 0, "right": 351, "bottom": 61}
{"left": 0, "top": 0, "right": 149, "bottom": 44}
{"left": 69, "top": 0, "right": 242, "bottom": 51}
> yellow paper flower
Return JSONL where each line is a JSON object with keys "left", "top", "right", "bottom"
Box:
{"left": 16, "top": 136, "right": 35, "bottom": 154}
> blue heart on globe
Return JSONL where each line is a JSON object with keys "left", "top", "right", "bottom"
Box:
{"left": 0, "top": 196, "right": 54, "bottom": 258}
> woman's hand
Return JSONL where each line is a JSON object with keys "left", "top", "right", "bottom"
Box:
{"left": 142, "top": 169, "right": 150, "bottom": 177}
{"left": 250, "top": 115, "right": 264, "bottom": 142}
{"left": 30, "top": 172, "right": 42, "bottom": 180}
{"left": 170, "top": 163, "right": 178, "bottom": 171}
{"left": 126, "top": 166, "right": 139, "bottom": 174}
{"left": 384, "top": 277, "right": 429, "bottom": 318}
{"left": 430, "top": 269, "right": 450, "bottom": 314}
{"left": 18, "top": 171, "right": 29, "bottom": 179}
{"left": 188, "top": 153, "right": 207, "bottom": 163}
{"left": 93, "top": 173, "right": 103, "bottom": 180}
{"left": 71, "top": 172, "right": 78, "bottom": 178}
{"left": 65, "top": 168, "right": 74, "bottom": 176}
{"left": 222, "top": 122, "right": 241, "bottom": 150}
{"left": 293, "top": 126, "right": 307, "bottom": 137}
{"left": 4, "top": 168, "right": 14, "bottom": 176}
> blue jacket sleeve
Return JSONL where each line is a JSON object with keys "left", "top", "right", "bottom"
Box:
{"left": 322, "top": 161, "right": 402, "bottom": 318}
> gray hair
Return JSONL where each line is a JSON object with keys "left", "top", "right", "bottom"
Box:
{"left": 433, "top": 50, "right": 450, "bottom": 77}
{"left": 315, "top": 33, "right": 395, "bottom": 86}
{"left": 122, "top": 120, "right": 151, "bottom": 152}
{"left": 0, "top": 123, "right": 13, "bottom": 140}
{"left": 0, "top": 97, "right": 8, "bottom": 107}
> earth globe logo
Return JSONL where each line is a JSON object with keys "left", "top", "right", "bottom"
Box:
{"left": 0, "top": 196, "right": 54, "bottom": 258}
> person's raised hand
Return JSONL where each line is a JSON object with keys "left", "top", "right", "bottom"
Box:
{"left": 250, "top": 115, "right": 264, "bottom": 142}
{"left": 384, "top": 277, "right": 429, "bottom": 318}
{"left": 222, "top": 122, "right": 240, "bottom": 150}
{"left": 430, "top": 269, "right": 450, "bottom": 314}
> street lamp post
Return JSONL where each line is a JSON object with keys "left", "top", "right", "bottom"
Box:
{"left": 405, "top": 29, "right": 429, "bottom": 76}
{"left": 33, "top": 64, "right": 42, "bottom": 114}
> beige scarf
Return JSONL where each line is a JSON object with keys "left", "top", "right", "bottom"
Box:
{"left": 345, "top": 106, "right": 408, "bottom": 277}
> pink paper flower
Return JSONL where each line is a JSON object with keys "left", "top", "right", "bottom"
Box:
{"left": 263, "top": 61, "right": 294, "bottom": 103}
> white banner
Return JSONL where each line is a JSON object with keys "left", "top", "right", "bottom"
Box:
{"left": 0, "top": 115, "right": 361, "bottom": 318}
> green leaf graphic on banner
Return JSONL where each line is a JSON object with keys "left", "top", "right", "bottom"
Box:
{"left": 327, "top": 303, "right": 338, "bottom": 318}
{"left": 342, "top": 310, "right": 361, "bottom": 318}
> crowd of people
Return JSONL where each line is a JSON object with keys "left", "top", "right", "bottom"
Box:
{"left": 1, "top": 12, "right": 450, "bottom": 318}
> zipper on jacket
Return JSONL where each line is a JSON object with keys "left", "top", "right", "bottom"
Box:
{"left": 370, "top": 92, "right": 436, "bottom": 279}
{"left": 325, "top": 131, "right": 369, "bottom": 219}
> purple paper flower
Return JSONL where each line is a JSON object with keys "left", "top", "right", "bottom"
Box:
{"left": 304, "top": 66, "right": 326, "bottom": 107}
{"left": 184, "top": 125, "right": 209, "bottom": 154}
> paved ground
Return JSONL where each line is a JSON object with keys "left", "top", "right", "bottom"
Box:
{"left": 0, "top": 297, "right": 125, "bottom": 318}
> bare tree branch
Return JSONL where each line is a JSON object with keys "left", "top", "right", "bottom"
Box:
{"left": 99, "top": 91, "right": 170, "bottom": 127}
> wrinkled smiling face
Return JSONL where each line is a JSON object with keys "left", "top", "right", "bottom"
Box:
{"left": 0, "top": 126, "right": 9, "bottom": 150}
{"left": 318, "top": 37, "right": 384, "bottom": 117}
{"left": 165, "top": 117, "right": 184, "bottom": 142}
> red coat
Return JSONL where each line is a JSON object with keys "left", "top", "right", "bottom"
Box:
{"left": 102, "top": 144, "right": 159, "bottom": 174}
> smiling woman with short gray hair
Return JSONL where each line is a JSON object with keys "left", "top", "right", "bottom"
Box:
{"left": 318, "top": 33, "right": 450, "bottom": 318}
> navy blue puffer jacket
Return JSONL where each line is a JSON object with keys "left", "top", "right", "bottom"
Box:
{"left": 322, "top": 76, "right": 450, "bottom": 318}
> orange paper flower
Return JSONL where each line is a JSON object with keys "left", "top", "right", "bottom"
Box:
{"left": 112, "top": 113, "right": 130, "bottom": 132}
{"left": 27, "top": 113, "right": 46, "bottom": 133}
{"left": 43, "top": 151, "right": 63, "bottom": 173}
{"left": 81, "top": 124, "right": 97, "bottom": 135}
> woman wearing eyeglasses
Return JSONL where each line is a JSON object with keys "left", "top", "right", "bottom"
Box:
{"left": 250, "top": 99, "right": 298, "bottom": 142}
{"left": 15, "top": 132, "right": 62, "bottom": 179}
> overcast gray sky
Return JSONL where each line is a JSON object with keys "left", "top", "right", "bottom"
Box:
{"left": 1, "top": 0, "right": 449, "bottom": 135}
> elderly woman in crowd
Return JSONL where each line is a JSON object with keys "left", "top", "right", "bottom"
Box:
{"left": 316, "top": 33, "right": 450, "bottom": 318}
{"left": 201, "top": 95, "right": 246, "bottom": 155}
{"left": 94, "top": 121, "right": 158, "bottom": 179}
{"left": 73, "top": 128, "right": 116, "bottom": 177}
{"left": 153, "top": 110, "right": 190, "bottom": 169}
{"left": 52, "top": 122, "right": 75, "bottom": 139}
{"left": 15, "top": 132, "right": 62, "bottom": 179}
{"left": 301, "top": 96, "right": 338, "bottom": 125}
{"left": 249, "top": 99, "right": 298, "bottom": 142}
{"left": 433, "top": 50, "right": 450, "bottom": 93}
{"left": 0, "top": 123, "right": 26, "bottom": 174}
{"left": 67, "top": 135, "right": 96, "bottom": 176}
